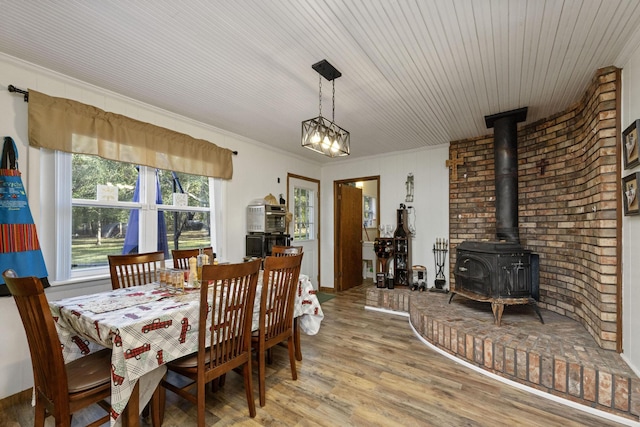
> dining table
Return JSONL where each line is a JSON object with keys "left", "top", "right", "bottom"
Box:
{"left": 49, "top": 273, "right": 323, "bottom": 427}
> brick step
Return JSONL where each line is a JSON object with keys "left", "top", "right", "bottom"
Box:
{"left": 365, "top": 287, "right": 640, "bottom": 421}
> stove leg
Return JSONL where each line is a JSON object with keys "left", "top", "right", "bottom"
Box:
{"left": 529, "top": 298, "right": 544, "bottom": 324}
{"left": 448, "top": 292, "right": 456, "bottom": 304}
{"left": 491, "top": 302, "right": 504, "bottom": 326}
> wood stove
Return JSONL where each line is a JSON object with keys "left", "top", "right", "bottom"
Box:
{"left": 455, "top": 241, "right": 533, "bottom": 299}
{"left": 451, "top": 107, "right": 543, "bottom": 326}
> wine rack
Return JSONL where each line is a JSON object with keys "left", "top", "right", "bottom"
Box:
{"left": 393, "top": 206, "right": 412, "bottom": 287}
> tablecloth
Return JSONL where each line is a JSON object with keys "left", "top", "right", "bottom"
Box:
{"left": 49, "top": 273, "right": 323, "bottom": 426}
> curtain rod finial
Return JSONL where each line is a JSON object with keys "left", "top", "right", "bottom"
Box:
{"left": 8, "top": 84, "right": 29, "bottom": 102}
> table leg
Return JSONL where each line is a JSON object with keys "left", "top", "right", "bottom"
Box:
{"left": 121, "top": 380, "right": 140, "bottom": 427}
{"left": 294, "top": 317, "right": 302, "bottom": 361}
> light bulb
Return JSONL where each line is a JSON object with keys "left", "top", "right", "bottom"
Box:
{"left": 322, "top": 136, "right": 331, "bottom": 149}
{"left": 331, "top": 140, "right": 339, "bottom": 152}
{"left": 311, "top": 132, "right": 320, "bottom": 144}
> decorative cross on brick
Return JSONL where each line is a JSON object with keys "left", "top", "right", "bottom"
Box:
{"left": 537, "top": 158, "right": 549, "bottom": 175}
{"left": 446, "top": 150, "right": 464, "bottom": 179}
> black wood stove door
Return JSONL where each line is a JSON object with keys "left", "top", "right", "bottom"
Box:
{"left": 455, "top": 254, "right": 491, "bottom": 295}
{"left": 455, "top": 250, "right": 533, "bottom": 299}
{"left": 497, "top": 254, "right": 532, "bottom": 298}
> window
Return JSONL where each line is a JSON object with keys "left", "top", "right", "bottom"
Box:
{"left": 157, "top": 170, "right": 212, "bottom": 252}
{"left": 55, "top": 152, "right": 217, "bottom": 280}
{"left": 293, "top": 187, "right": 315, "bottom": 241}
{"left": 70, "top": 155, "right": 139, "bottom": 269}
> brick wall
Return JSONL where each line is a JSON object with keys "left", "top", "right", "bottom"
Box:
{"left": 449, "top": 66, "right": 621, "bottom": 350}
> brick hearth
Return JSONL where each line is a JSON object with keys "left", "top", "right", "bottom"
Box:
{"left": 365, "top": 287, "right": 640, "bottom": 422}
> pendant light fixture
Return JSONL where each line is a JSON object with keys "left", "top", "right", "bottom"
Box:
{"left": 301, "top": 59, "right": 350, "bottom": 157}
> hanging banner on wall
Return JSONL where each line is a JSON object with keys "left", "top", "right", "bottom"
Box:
{"left": 0, "top": 137, "right": 49, "bottom": 296}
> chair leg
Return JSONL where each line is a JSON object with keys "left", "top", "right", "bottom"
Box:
{"left": 209, "top": 373, "right": 227, "bottom": 392}
{"left": 288, "top": 336, "right": 298, "bottom": 381}
{"left": 150, "top": 383, "right": 162, "bottom": 427}
{"left": 258, "top": 347, "right": 266, "bottom": 407}
{"left": 158, "top": 380, "right": 166, "bottom": 427}
{"left": 243, "top": 360, "right": 256, "bottom": 417}
{"left": 294, "top": 318, "right": 302, "bottom": 361}
{"left": 197, "top": 374, "right": 206, "bottom": 427}
{"left": 34, "top": 401, "right": 45, "bottom": 427}
{"left": 142, "top": 402, "right": 150, "bottom": 419}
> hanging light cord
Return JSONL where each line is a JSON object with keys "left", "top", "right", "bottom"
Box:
{"left": 332, "top": 80, "right": 336, "bottom": 123}
{"left": 318, "top": 75, "right": 323, "bottom": 118}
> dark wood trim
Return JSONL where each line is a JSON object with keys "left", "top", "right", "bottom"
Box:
{"left": 333, "top": 182, "right": 341, "bottom": 290}
{"left": 615, "top": 67, "right": 623, "bottom": 353}
{"left": 333, "top": 176, "right": 381, "bottom": 292}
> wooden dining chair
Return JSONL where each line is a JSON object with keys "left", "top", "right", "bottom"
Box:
{"left": 2, "top": 269, "right": 112, "bottom": 427}
{"left": 108, "top": 250, "right": 165, "bottom": 289}
{"left": 160, "top": 259, "right": 261, "bottom": 426}
{"left": 270, "top": 245, "right": 303, "bottom": 256}
{"left": 252, "top": 253, "right": 303, "bottom": 407}
{"left": 171, "top": 247, "right": 214, "bottom": 269}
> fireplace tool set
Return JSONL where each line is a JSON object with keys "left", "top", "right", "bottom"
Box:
{"left": 431, "top": 238, "right": 449, "bottom": 293}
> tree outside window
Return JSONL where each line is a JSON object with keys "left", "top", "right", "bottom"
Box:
{"left": 293, "top": 187, "right": 315, "bottom": 241}
{"left": 70, "top": 154, "right": 213, "bottom": 270}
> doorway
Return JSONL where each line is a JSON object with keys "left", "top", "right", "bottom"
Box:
{"left": 334, "top": 176, "right": 380, "bottom": 292}
{"left": 287, "top": 173, "right": 320, "bottom": 289}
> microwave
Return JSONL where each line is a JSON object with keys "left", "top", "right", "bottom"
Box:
{"left": 246, "top": 204, "right": 287, "bottom": 234}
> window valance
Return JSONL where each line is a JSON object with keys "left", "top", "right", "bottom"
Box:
{"left": 28, "top": 90, "right": 233, "bottom": 179}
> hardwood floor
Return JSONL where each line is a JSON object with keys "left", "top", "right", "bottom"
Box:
{"left": 1, "top": 284, "right": 629, "bottom": 426}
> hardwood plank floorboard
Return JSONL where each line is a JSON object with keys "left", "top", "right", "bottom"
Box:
{"left": 0, "top": 284, "right": 630, "bottom": 426}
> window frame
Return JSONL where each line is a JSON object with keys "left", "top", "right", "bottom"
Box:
{"left": 293, "top": 186, "right": 316, "bottom": 242}
{"left": 50, "top": 151, "right": 219, "bottom": 283}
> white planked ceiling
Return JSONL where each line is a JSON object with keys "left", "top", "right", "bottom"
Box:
{"left": 1, "top": 0, "right": 640, "bottom": 164}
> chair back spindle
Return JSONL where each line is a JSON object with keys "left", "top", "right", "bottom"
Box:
{"left": 270, "top": 245, "right": 303, "bottom": 257}
{"left": 108, "top": 251, "right": 165, "bottom": 289}
{"left": 171, "top": 247, "right": 214, "bottom": 270}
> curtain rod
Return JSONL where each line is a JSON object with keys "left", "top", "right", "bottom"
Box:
{"left": 7, "top": 84, "right": 238, "bottom": 155}
{"left": 8, "top": 84, "right": 28, "bottom": 102}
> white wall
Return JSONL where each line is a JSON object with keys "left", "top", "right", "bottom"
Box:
{"left": 0, "top": 53, "right": 320, "bottom": 398}
{"left": 320, "top": 145, "right": 450, "bottom": 290}
{"left": 621, "top": 48, "right": 640, "bottom": 375}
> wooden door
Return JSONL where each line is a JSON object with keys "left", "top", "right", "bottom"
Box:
{"left": 337, "top": 184, "right": 363, "bottom": 291}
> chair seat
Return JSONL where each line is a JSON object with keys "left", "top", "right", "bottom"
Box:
{"left": 167, "top": 347, "right": 250, "bottom": 371}
{"left": 66, "top": 349, "right": 112, "bottom": 394}
{"left": 166, "top": 350, "right": 205, "bottom": 369}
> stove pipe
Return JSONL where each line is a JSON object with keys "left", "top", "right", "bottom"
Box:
{"left": 484, "top": 107, "right": 528, "bottom": 243}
